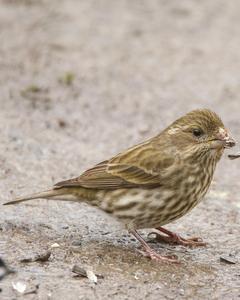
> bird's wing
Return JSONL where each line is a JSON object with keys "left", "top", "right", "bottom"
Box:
{"left": 55, "top": 140, "right": 174, "bottom": 190}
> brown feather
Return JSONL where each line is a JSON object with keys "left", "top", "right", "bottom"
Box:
{"left": 55, "top": 141, "right": 174, "bottom": 189}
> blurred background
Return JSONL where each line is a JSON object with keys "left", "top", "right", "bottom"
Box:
{"left": 0, "top": 1, "right": 239, "bottom": 299}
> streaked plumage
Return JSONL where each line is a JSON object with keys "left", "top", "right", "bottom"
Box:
{"left": 4, "top": 109, "right": 235, "bottom": 262}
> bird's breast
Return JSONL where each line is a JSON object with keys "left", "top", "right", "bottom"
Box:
{"left": 161, "top": 157, "right": 217, "bottom": 223}
{"left": 98, "top": 187, "right": 173, "bottom": 219}
{"left": 94, "top": 156, "right": 218, "bottom": 229}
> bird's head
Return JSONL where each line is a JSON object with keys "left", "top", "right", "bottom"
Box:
{"left": 165, "top": 109, "right": 236, "bottom": 160}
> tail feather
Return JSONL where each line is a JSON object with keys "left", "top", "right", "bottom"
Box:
{"left": 3, "top": 188, "right": 67, "bottom": 206}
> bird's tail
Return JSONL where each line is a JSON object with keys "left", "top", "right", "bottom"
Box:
{"left": 3, "top": 187, "right": 69, "bottom": 206}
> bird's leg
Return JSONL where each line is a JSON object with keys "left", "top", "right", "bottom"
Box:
{"left": 129, "top": 229, "right": 179, "bottom": 263}
{"left": 148, "top": 227, "right": 206, "bottom": 247}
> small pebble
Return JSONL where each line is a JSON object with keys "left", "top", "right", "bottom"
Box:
{"left": 71, "top": 240, "right": 82, "bottom": 246}
{"left": 220, "top": 255, "right": 236, "bottom": 264}
{"left": 51, "top": 243, "right": 60, "bottom": 248}
{"left": 12, "top": 281, "right": 27, "bottom": 294}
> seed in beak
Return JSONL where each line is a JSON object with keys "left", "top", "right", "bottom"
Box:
{"left": 225, "top": 137, "right": 236, "bottom": 148}
{"left": 216, "top": 128, "right": 236, "bottom": 148}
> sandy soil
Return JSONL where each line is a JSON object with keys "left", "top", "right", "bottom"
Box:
{"left": 0, "top": 0, "right": 239, "bottom": 299}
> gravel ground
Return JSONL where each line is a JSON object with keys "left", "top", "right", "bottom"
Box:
{"left": 0, "top": 0, "right": 239, "bottom": 299}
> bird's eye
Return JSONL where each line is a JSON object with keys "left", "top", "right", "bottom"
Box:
{"left": 192, "top": 128, "right": 204, "bottom": 138}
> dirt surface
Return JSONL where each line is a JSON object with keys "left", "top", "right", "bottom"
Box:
{"left": 0, "top": 1, "right": 240, "bottom": 299}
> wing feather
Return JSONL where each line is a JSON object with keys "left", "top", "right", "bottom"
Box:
{"left": 55, "top": 139, "right": 174, "bottom": 190}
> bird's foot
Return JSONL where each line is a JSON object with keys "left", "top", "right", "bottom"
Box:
{"left": 148, "top": 227, "right": 206, "bottom": 247}
{"left": 129, "top": 229, "right": 180, "bottom": 264}
{"left": 129, "top": 229, "right": 180, "bottom": 263}
{"left": 138, "top": 249, "right": 180, "bottom": 264}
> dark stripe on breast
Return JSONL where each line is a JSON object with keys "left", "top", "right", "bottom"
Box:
{"left": 114, "top": 201, "right": 139, "bottom": 211}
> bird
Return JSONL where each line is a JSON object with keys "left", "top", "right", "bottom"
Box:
{"left": 4, "top": 109, "right": 236, "bottom": 263}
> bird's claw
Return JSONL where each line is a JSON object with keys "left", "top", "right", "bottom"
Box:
{"left": 148, "top": 231, "right": 206, "bottom": 247}
{"left": 137, "top": 249, "right": 180, "bottom": 264}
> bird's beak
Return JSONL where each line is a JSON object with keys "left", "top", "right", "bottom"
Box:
{"left": 210, "top": 128, "right": 236, "bottom": 149}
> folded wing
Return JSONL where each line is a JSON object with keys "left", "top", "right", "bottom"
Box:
{"left": 55, "top": 140, "right": 174, "bottom": 190}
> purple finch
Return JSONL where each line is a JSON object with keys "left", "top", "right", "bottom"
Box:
{"left": 4, "top": 109, "right": 235, "bottom": 263}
